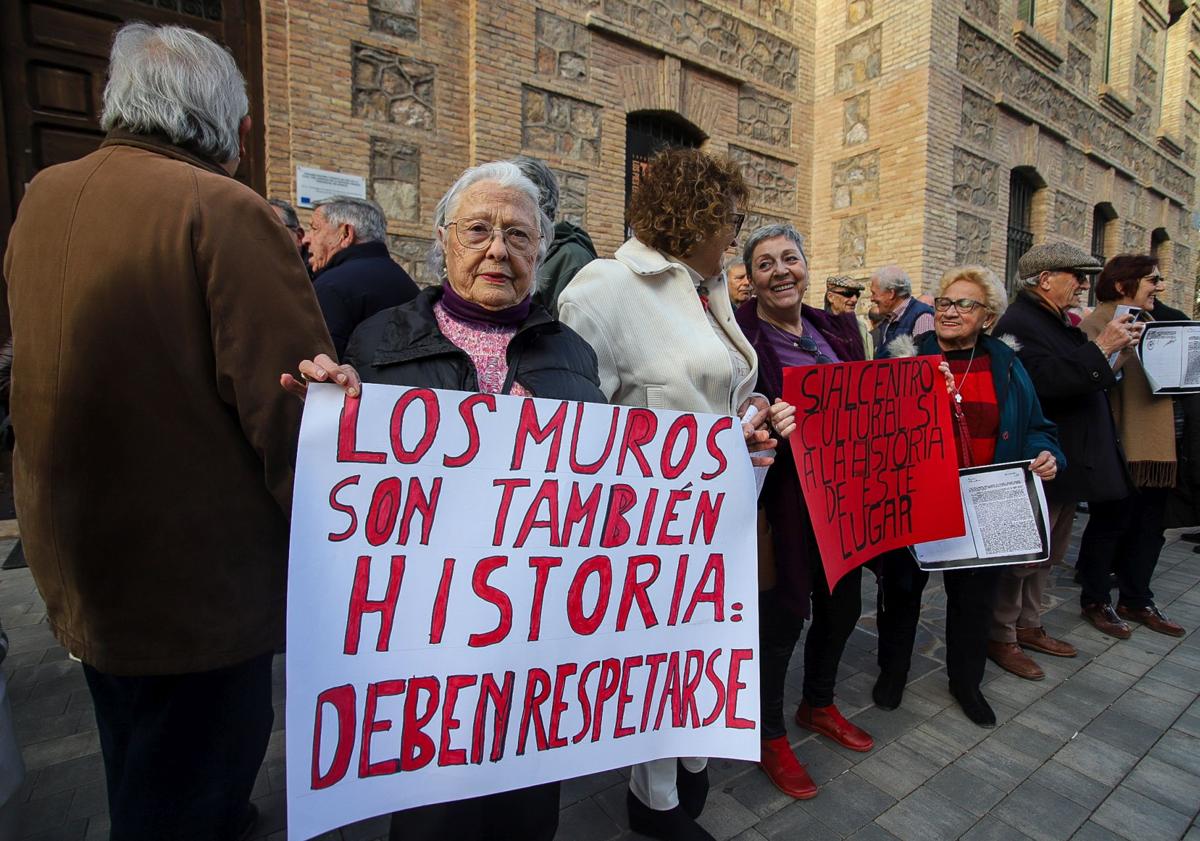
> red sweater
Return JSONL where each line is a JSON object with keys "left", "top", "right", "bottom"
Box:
{"left": 946, "top": 349, "right": 998, "bottom": 467}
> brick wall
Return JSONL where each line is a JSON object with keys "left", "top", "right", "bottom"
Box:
{"left": 257, "top": 0, "right": 1199, "bottom": 310}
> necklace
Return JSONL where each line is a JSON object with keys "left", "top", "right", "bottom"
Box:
{"left": 946, "top": 343, "right": 977, "bottom": 405}
{"left": 761, "top": 312, "right": 804, "bottom": 343}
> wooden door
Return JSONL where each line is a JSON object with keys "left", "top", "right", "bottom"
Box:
{"left": 0, "top": 0, "right": 265, "bottom": 258}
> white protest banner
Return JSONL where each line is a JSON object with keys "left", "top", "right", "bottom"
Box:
{"left": 286, "top": 384, "right": 760, "bottom": 839}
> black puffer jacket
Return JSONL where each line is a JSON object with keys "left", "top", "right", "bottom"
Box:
{"left": 994, "top": 291, "right": 1130, "bottom": 504}
{"left": 343, "top": 286, "right": 604, "bottom": 402}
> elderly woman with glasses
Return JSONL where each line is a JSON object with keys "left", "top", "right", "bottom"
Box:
{"left": 558, "top": 148, "right": 781, "bottom": 841}
{"left": 875, "top": 266, "right": 1062, "bottom": 727}
{"left": 284, "top": 160, "right": 605, "bottom": 841}
{"left": 731, "top": 223, "right": 873, "bottom": 800}
{"left": 1076, "top": 255, "right": 1185, "bottom": 638}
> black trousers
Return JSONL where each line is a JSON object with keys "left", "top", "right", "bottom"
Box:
{"left": 875, "top": 551, "right": 999, "bottom": 692}
{"left": 388, "top": 781, "right": 560, "bottom": 841}
{"left": 82, "top": 651, "right": 274, "bottom": 841}
{"left": 758, "top": 562, "right": 864, "bottom": 740}
{"left": 1077, "top": 488, "right": 1166, "bottom": 609}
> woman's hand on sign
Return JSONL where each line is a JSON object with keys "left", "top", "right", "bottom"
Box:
{"left": 769, "top": 399, "right": 797, "bottom": 440}
{"left": 938, "top": 360, "right": 956, "bottom": 395}
{"left": 1028, "top": 450, "right": 1057, "bottom": 481}
{"left": 281, "top": 354, "right": 361, "bottom": 400}
{"left": 738, "top": 395, "right": 777, "bottom": 467}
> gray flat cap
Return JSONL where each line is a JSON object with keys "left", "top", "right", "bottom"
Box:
{"left": 827, "top": 275, "right": 866, "bottom": 291}
{"left": 1018, "top": 242, "right": 1102, "bottom": 280}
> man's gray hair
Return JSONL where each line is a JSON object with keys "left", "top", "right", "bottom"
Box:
{"left": 430, "top": 161, "right": 553, "bottom": 278}
{"left": 742, "top": 223, "right": 808, "bottom": 269}
{"left": 872, "top": 265, "right": 912, "bottom": 297}
{"left": 268, "top": 199, "right": 300, "bottom": 230}
{"left": 100, "top": 23, "right": 248, "bottom": 163}
{"left": 315, "top": 197, "right": 388, "bottom": 244}
{"left": 512, "top": 156, "right": 560, "bottom": 221}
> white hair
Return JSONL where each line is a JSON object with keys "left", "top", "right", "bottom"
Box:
{"left": 315, "top": 197, "right": 388, "bottom": 244}
{"left": 872, "top": 264, "right": 912, "bottom": 297}
{"left": 429, "top": 161, "right": 553, "bottom": 278}
{"left": 101, "top": 23, "right": 248, "bottom": 163}
{"left": 938, "top": 265, "right": 1008, "bottom": 318}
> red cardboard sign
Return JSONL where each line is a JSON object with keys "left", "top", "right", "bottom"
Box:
{"left": 782, "top": 356, "right": 965, "bottom": 590}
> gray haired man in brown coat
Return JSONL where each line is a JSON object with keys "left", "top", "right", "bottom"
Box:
{"left": 3, "top": 22, "right": 333, "bottom": 840}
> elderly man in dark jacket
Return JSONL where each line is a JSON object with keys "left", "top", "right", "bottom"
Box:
{"left": 305, "top": 196, "right": 419, "bottom": 358}
{"left": 3, "top": 23, "right": 333, "bottom": 840}
{"left": 990, "top": 243, "right": 1140, "bottom": 677}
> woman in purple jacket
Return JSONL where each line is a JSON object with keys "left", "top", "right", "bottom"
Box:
{"left": 734, "top": 223, "right": 874, "bottom": 801}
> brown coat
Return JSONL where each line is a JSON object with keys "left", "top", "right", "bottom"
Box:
{"left": 1080, "top": 301, "right": 1177, "bottom": 488}
{"left": 3, "top": 132, "right": 334, "bottom": 675}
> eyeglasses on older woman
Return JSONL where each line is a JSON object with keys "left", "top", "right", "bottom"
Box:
{"left": 933, "top": 297, "right": 988, "bottom": 313}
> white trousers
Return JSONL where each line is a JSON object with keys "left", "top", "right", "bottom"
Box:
{"left": 629, "top": 757, "right": 708, "bottom": 810}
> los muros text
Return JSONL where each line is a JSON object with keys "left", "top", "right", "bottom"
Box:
{"left": 307, "top": 390, "right": 754, "bottom": 787}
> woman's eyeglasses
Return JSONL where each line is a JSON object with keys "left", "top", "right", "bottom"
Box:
{"left": 730, "top": 212, "right": 746, "bottom": 236}
{"left": 933, "top": 297, "right": 987, "bottom": 313}
{"left": 447, "top": 219, "right": 540, "bottom": 256}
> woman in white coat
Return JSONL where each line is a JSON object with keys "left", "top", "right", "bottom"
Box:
{"left": 559, "top": 148, "right": 776, "bottom": 841}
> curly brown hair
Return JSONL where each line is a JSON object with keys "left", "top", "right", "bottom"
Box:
{"left": 628, "top": 148, "right": 749, "bottom": 258}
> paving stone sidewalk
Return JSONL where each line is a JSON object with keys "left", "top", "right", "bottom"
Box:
{"left": 2, "top": 519, "right": 1199, "bottom": 841}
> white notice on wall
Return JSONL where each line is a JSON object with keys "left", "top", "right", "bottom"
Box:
{"left": 296, "top": 166, "right": 367, "bottom": 208}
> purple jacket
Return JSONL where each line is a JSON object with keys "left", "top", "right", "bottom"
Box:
{"left": 733, "top": 301, "right": 867, "bottom": 616}
{"left": 735, "top": 301, "right": 866, "bottom": 399}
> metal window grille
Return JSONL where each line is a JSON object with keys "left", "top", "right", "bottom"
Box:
{"left": 1090, "top": 206, "right": 1108, "bottom": 306}
{"left": 1005, "top": 172, "right": 1035, "bottom": 295}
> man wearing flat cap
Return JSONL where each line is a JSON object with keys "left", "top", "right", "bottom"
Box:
{"left": 990, "top": 242, "right": 1142, "bottom": 678}
{"left": 825, "top": 276, "right": 874, "bottom": 358}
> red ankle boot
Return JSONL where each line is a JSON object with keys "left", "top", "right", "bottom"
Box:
{"left": 795, "top": 701, "right": 874, "bottom": 752}
{"left": 760, "top": 736, "right": 818, "bottom": 799}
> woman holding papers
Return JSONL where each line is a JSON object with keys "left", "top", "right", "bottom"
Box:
{"left": 1076, "top": 256, "right": 1185, "bottom": 638}
{"left": 733, "top": 223, "right": 874, "bottom": 800}
{"left": 877, "top": 266, "right": 1062, "bottom": 727}
{"left": 285, "top": 160, "right": 605, "bottom": 841}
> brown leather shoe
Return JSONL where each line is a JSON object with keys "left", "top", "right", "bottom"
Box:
{"left": 1016, "top": 626, "right": 1077, "bottom": 657}
{"left": 1081, "top": 603, "right": 1132, "bottom": 639}
{"left": 1117, "top": 604, "right": 1185, "bottom": 638}
{"left": 987, "top": 641, "right": 1045, "bottom": 680}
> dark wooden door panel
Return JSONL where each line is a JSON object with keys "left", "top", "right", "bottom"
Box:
{"left": 1, "top": 0, "right": 264, "bottom": 259}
